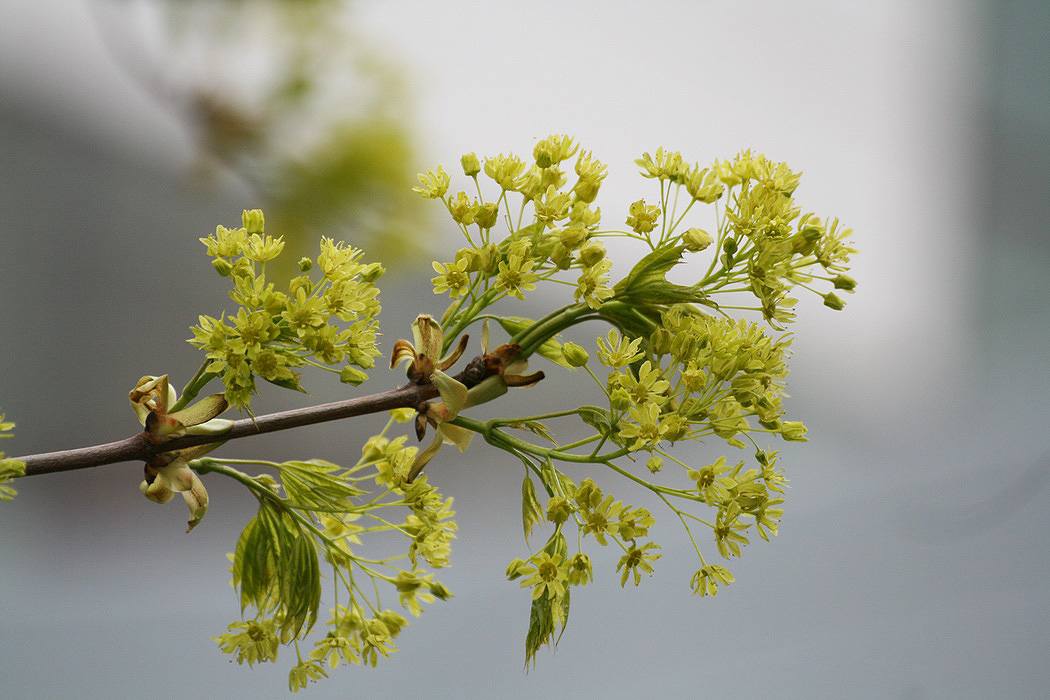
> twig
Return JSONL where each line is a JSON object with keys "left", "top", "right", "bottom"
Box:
{"left": 17, "top": 378, "right": 447, "bottom": 478}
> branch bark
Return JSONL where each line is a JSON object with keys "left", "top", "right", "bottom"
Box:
{"left": 17, "top": 381, "right": 443, "bottom": 478}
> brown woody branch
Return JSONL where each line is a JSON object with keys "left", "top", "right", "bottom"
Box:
{"left": 17, "top": 377, "right": 448, "bottom": 478}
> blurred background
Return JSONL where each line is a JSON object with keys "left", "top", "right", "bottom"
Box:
{"left": 1, "top": 1, "right": 1048, "bottom": 698}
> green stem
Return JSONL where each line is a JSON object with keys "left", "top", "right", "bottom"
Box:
{"left": 171, "top": 363, "right": 219, "bottom": 412}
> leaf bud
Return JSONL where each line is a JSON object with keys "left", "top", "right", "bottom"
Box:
{"left": 562, "top": 342, "right": 589, "bottom": 367}
{"left": 460, "top": 152, "right": 481, "bottom": 177}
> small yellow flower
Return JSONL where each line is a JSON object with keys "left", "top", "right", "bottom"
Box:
{"left": 625, "top": 199, "right": 661, "bottom": 234}
{"left": 412, "top": 166, "right": 450, "bottom": 199}
{"left": 431, "top": 259, "right": 471, "bottom": 298}
{"left": 520, "top": 552, "right": 568, "bottom": 601}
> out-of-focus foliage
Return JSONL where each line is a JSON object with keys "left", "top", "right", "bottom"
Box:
{"left": 97, "top": 0, "right": 426, "bottom": 264}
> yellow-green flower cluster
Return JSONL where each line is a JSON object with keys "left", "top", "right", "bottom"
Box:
{"left": 191, "top": 210, "right": 383, "bottom": 411}
{"left": 0, "top": 414, "right": 24, "bottom": 501}
{"left": 419, "top": 135, "right": 615, "bottom": 328}
{"left": 507, "top": 472, "right": 658, "bottom": 666}
{"left": 208, "top": 412, "right": 455, "bottom": 691}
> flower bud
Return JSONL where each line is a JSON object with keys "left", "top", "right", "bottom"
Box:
{"left": 546, "top": 495, "right": 571, "bottom": 524}
{"left": 339, "top": 366, "right": 369, "bottom": 385}
{"left": 577, "top": 240, "right": 606, "bottom": 267}
{"left": 461, "top": 152, "right": 481, "bottom": 177}
{"left": 360, "top": 262, "right": 386, "bottom": 283}
{"left": 211, "top": 258, "right": 234, "bottom": 276}
{"left": 832, "top": 275, "right": 857, "bottom": 292}
{"left": 297, "top": 257, "right": 313, "bottom": 272}
{"left": 781, "top": 421, "right": 808, "bottom": 441}
{"left": 649, "top": 328, "right": 671, "bottom": 356}
{"left": 683, "top": 227, "right": 713, "bottom": 252}
{"left": 646, "top": 455, "right": 663, "bottom": 473}
{"left": 428, "top": 580, "right": 453, "bottom": 600}
{"left": 505, "top": 558, "right": 529, "bottom": 580}
{"left": 474, "top": 202, "right": 499, "bottom": 230}
{"left": 389, "top": 407, "right": 417, "bottom": 423}
{"left": 558, "top": 225, "right": 589, "bottom": 249}
{"left": 610, "top": 387, "right": 631, "bottom": 411}
{"left": 822, "top": 292, "right": 845, "bottom": 310}
{"left": 361, "top": 436, "right": 390, "bottom": 462}
{"left": 242, "top": 209, "right": 265, "bottom": 234}
{"left": 562, "top": 342, "right": 589, "bottom": 367}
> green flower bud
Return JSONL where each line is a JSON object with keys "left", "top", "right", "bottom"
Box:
{"left": 361, "top": 436, "right": 389, "bottom": 462}
{"left": 800, "top": 218, "right": 824, "bottom": 242}
{"left": 781, "top": 421, "right": 808, "bottom": 441}
{"left": 832, "top": 275, "right": 857, "bottom": 292}
{"left": 822, "top": 292, "right": 845, "bottom": 310}
{"left": 670, "top": 333, "right": 696, "bottom": 362}
{"left": 723, "top": 237, "right": 738, "bottom": 255}
{"left": 242, "top": 209, "right": 265, "bottom": 234}
{"left": 562, "top": 342, "right": 589, "bottom": 367}
{"left": 649, "top": 328, "right": 671, "bottom": 356}
{"left": 577, "top": 240, "right": 606, "bottom": 267}
{"left": 505, "top": 558, "right": 529, "bottom": 580}
{"left": 211, "top": 258, "right": 234, "bottom": 276}
{"left": 339, "top": 366, "right": 369, "bottom": 385}
{"left": 550, "top": 242, "right": 574, "bottom": 269}
{"left": 428, "top": 580, "right": 452, "bottom": 600}
{"left": 474, "top": 202, "right": 499, "bottom": 230}
{"left": 610, "top": 387, "right": 631, "bottom": 411}
{"left": 646, "top": 455, "right": 663, "bottom": 473}
{"left": 449, "top": 192, "right": 476, "bottom": 225}
{"left": 683, "top": 227, "right": 713, "bottom": 252}
{"left": 573, "top": 178, "right": 601, "bottom": 203}
{"left": 534, "top": 144, "right": 555, "bottom": 169}
{"left": 546, "top": 495, "right": 571, "bottom": 524}
{"left": 461, "top": 152, "right": 481, "bottom": 177}
{"left": 297, "top": 257, "right": 313, "bottom": 272}
{"left": 558, "top": 225, "right": 589, "bottom": 249}
{"left": 360, "top": 262, "right": 386, "bottom": 283}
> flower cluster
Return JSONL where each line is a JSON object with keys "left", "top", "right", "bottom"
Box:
{"left": 1, "top": 136, "right": 855, "bottom": 692}
{"left": 191, "top": 209, "right": 383, "bottom": 411}
{"left": 205, "top": 410, "right": 455, "bottom": 691}
{"left": 423, "top": 135, "right": 616, "bottom": 343}
{"left": 410, "top": 136, "right": 854, "bottom": 665}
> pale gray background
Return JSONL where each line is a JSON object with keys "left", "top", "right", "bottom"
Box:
{"left": 1, "top": 1, "right": 1048, "bottom": 698}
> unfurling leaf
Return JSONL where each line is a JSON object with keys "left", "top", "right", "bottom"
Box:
{"left": 521, "top": 476, "right": 543, "bottom": 541}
